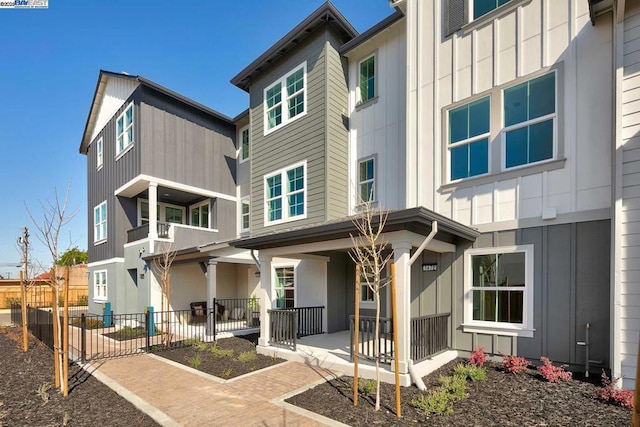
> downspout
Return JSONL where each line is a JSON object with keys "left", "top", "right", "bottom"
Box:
{"left": 250, "top": 249, "right": 261, "bottom": 272}
{"left": 406, "top": 221, "right": 438, "bottom": 391}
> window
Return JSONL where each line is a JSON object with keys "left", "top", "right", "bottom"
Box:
{"left": 190, "top": 201, "right": 210, "bottom": 228}
{"left": 116, "top": 102, "right": 134, "bottom": 156}
{"left": 94, "top": 201, "right": 107, "bottom": 243}
{"left": 265, "top": 162, "right": 306, "bottom": 224}
{"left": 473, "top": 0, "right": 511, "bottom": 20}
{"left": 464, "top": 245, "right": 534, "bottom": 337}
{"left": 241, "top": 199, "right": 250, "bottom": 231}
{"left": 503, "top": 72, "right": 556, "bottom": 169}
{"left": 448, "top": 96, "right": 490, "bottom": 181}
{"left": 358, "top": 157, "right": 375, "bottom": 202}
{"left": 274, "top": 266, "right": 295, "bottom": 308}
{"left": 139, "top": 200, "right": 185, "bottom": 226}
{"left": 358, "top": 54, "right": 376, "bottom": 104}
{"left": 239, "top": 126, "right": 250, "bottom": 162}
{"left": 96, "top": 137, "right": 103, "bottom": 169}
{"left": 94, "top": 270, "right": 107, "bottom": 301}
{"left": 264, "top": 63, "right": 306, "bottom": 134}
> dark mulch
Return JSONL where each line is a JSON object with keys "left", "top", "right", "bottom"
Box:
{"left": 286, "top": 359, "right": 632, "bottom": 426}
{"left": 155, "top": 333, "right": 285, "bottom": 379}
{"left": 0, "top": 326, "right": 158, "bottom": 427}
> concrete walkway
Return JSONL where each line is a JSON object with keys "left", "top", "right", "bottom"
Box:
{"left": 86, "top": 354, "right": 345, "bottom": 427}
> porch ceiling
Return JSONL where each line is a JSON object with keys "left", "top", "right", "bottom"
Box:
{"left": 232, "top": 207, "right": 480, "bottom": 251}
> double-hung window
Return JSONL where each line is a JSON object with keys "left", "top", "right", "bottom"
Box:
{"left": 472, "top": 0, "right": 511, "bottom": 20}
{"left": 94, "top": 201, "right": 107, "bottom": 243}
{"left": 116, "top": 102, "right": 134, "bottom": 156}
{"left": 265, "top": 162, "right": 306, "bottom": 224}
{"left": 503, "top": 72, "right": 556, "bottom": 169}
{"left": 448, "top": 96, "right": 490, "bottom": 181}
{"left": 96, "top": 137, "right": 103, "bottom": 169}
{"left": 239, "top": 126, "right": 250, "bottom": 162}
{"left": 264, "top": 63, "right": 306, "bottom": 133}
{"left": 358, "top": 157, "right": 375, "bottom": 202}
{"left": 465, "top": 245, "right": 534, "bottom": 337}
{"left": 94, "top": 270, "right": 107, "bottom": 301}
{"left": 241, "top": 199, "right": 250, "bottom": 231}
{"left": 274, "top": 266, "right": 295, "bottom": 308}
{"left": 359, "top": 54, "right": 376, "bottom": 104}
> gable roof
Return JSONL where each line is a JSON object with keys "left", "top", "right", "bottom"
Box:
{"left": 340, "top": 10, "right": 404, "bottom": 55}
{"left": 79, "top": 70, "right": 235, "bottom": 154}
{"left": 230, "top": 1, "right": 359, "bottom": 92}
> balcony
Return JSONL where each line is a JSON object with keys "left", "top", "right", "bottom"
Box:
{"left": 126, "top": 222, "right": 220, "bottom": 252}
{"left": 127, "top": 223, "right": 171, "bottom": 243}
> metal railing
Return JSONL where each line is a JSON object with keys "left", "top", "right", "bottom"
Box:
{"left": 411, "top": 313, "right": 450, "bottom": 362}
{"left": 126, "top": 222, "right": 171, "bottom": 243}
{"left": 350, "top": 315, "right": 394, "bottom": 364}
{"left": 212, "top": 298, "right": 260, "bottom": 334}
{"left": 294, "top": 306, "right": 324, "bottom": 337}
{"left": 268, "top": 309, "right": 297, "bottom": 351}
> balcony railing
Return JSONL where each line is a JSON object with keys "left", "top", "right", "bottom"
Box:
{"left": 411, "top": 313, "right": 450, "bottom": 362}
{"left": 126, "top": 222, "right": 171, "bottom": 243}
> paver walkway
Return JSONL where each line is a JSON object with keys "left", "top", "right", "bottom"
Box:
{"left": 88, "top": 354, "right": 341, "bottom": 426}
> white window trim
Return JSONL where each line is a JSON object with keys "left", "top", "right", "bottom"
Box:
{"left": 500, "top": 71, "right": 558, "bottom": 172}
{"left": 238, "top": 125, "right": 250, "bottom": 163}
{"left": 469, "top": 0, "right": 511, "bottom": 21}
{"left": 273, "top": 264, "right": 296, "bottom": 308}
{"left": 115, "top": 102, "right": 134, "bottom": 158}
{"left": 356, "top": 52, "right": 377, "bottom": 106}
{"left": 96, "top": 137, "right": 103, "bottom": 170}
{"left": 263, "top": 62, "right": 308, "bottom": 136}
{"left": 93, "top": 270, "right": 107, "bottom": 302}
{"left": 189, "top": 200, "right": 211, "bottom": 229}
{"left": 241, "top": 197, "right": 250, "bottom": 232}
{"left": 446, "top": 96, "right": 492, "bottom": 183}
{"left": 137, "top": 199, "right": 186, "bottom": 226}
{"left": 264, "top": 160, "right": 308, "bottom": 226}
{"left": 94, "top": 201, "right": 107, "bottom": 245}
{"left": 462, "top": 245, "right": 535, "bottom": 338}
{"left": 357, "top": 156, "right": 376, "bottom": 203}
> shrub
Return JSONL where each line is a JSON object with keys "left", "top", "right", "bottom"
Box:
{"left": 77, "top": 295, "right": 89, "bottom": 306}
{"left": 411, "top": 390, "right": 452, "bottom": 415}
{"left": 537, "top": 357, "right": 572, "bottom": 383}
{"left": 468, "top": 346, "right": 487, "bottom": 366}
{"left": 596, "top": 371, "right": 634, "bottom": 409}
{"left": 440, "top": 374, "right": 467, "bottom": 401}
{"left": 237, "top": 351, "right": 257, "bottom": 363}
{"left": 223, "top": 368, "right": 233, "bottom": 378}
{"left": 5, "top": 297, "right": 21, "bottom": 309}
{"left": 210, "top": 343, "right": 234, "bottom": 358}
{"left": 454, "top": 363, "right": 487, "bottom": 382}
{"left": 70, "top": 317, "right": 103, "bottom": 329}
{"left": 194, "top": 341, "right": 208, "bottom": 351}
{"left": 499, "top": 352, "right": 529, "bottom": 374}
{"left": 358, "top": 378, "right": 376, "bottom": 395}
{"left": 185, "top": 354, "right": 202, "bottom": 370}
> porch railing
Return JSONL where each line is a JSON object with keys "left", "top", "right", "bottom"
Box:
{"left": 126, "top": 222, "right": 171, "bottom": 243}
{"left": 212, "top": 298, "right": 260, "bottom": 334}
{"left": 269, "top": 309, "right": 297, "bottom": 351}
{"left": 411, "top": 313, "right": 450, "bottom": 362}
{"left": 294, "top": 306, "right": 324, "bottom": 337}
{"left": 350, "top": 315, "right": 394, "bottom": 364}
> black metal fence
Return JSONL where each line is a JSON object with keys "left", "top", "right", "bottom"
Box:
{"left": 350, "top": 315, "right": 394, "bottom": 364}
{"left": 212, "top": 298, "right": 260, "bottom": 334}
{"left": 268, "top": 309, "right": 297, "bottom": 351}
{"left": 411, "top": 313, "right": 450, "bottom": 362}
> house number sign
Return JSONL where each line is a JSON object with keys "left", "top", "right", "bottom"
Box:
{"left": 422, "top": 263, "right": 437, "bottom": 272}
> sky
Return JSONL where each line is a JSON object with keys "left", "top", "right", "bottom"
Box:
{"left": 0, "top": 0, "right": 394, "bottom": 278}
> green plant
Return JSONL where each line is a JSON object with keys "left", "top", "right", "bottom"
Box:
{"left": 237, "top": 350, "right": 257, "bottom": 363}
{"left": 5, "top": 297, "right": 21, "bottom": 308}
{"left": 210, "top": 343, "right": 234, "bottom": 358}
{"left": 77, "top": 295, "right": 89, "bottom": 306}
{"left": 358, "top": 378, "right": 376, "bottom": 395}
{"left": 411, "top": 390, "right": 452, "bottom": 415}
{"left": 439, "top": 374, "right": 467, "bottom": 401}
{"left": 247, "top": 294, "right": 259, "bottom": 309}
{"left": 70, "top": 317, "right": 104, "bottom": 329}
{"left": 185, "top": 354, "right": 202, "bottom": 370}
{"left": 36, "top": 382, "right": 52, "bottom": 404}
{"left": 223, "top": 368, "right": 233, "bottom": 378}
{"left": 454, "top": 363, "right": 487, "bottom": 382}
{"left": 194, "top": 340, "right": 208, "bottom": 351}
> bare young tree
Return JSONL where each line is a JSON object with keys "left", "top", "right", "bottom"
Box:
{"left": 25, "top": 182, "right": 78, "bottom": 397}
{"left": 349, "top": 197, "right": 393, "bottom": 411}
{"left": 152, "top": 241, "right": 177, "bottom": 349}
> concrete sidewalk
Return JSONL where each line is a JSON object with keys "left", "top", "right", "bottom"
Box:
{"left": 86, "top": 354, "right": 345, "bottom": 426}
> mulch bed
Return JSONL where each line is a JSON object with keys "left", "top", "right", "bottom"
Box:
{"left": 155, "top": 333, "right": 285, "bottom": 379}
{"left": 286, "top": 358, "right": 632, "bottom": 426}
{"left": 0, "top": 326, "right": 158, "bottom": 427}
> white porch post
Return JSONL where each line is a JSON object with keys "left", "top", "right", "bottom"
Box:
{"left": 148, "top": 182, "right": 158, "bottom": 242}
{"left": 393, "top": 242, "right": 412, "bottom": 374}
{"left": 206, "top": 259, "right": 217, "bottom": 335}
{"left": 258, "top": 255, "right": 273, "bottom": 347}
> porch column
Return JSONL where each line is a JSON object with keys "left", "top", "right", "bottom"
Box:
{"left": 206, "top": 258, "right": 217, "bottom": 336}
{"left": 258, "top": 255, "right": 273, "bottom": 347}
{"left": 393, "top": 242, "right": 412, "bottom": 374}
{"left": 148, "top": 182, "right": 158, "bottom": 242}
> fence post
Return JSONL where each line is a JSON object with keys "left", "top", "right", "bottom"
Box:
{"left": 212, "top": 297, "right": 217, "bottom": 340}
{"left": 292, "top": 310, "right": 297, "bottom": 352}
{"left": 80, "top": 313, "right": 86, "bottom": 363}
{"left": 145, "top": 310, "right": 151, "bottom": 352}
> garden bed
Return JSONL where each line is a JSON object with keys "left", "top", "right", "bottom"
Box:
{"left": 0, "top": 326, "right": 158, "bottom": 426}
{"left": 285, "top": 358, "right": 632, "bottom": 426}
{"left": 155, "top": 333, "right": 285, "bottom": 379}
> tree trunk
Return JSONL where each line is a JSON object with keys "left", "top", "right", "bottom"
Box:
{"left": 374, "top": 290, "right": 381, "bottom": 411}
{"left": 51, "top": 281, "right": 61, "bottom": 388}
{"left": 20, "top": 271, "right": 28, "bottom": 352}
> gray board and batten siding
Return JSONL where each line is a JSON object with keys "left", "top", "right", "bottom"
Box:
{"left": 419, "top": 220, "right": 611, "bottom": 368}
{"left": 249, "top": 25, "right": 350, "bottom": 235}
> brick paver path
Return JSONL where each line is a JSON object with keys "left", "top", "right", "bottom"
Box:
{"left": 91, "top": 355, "right": 337, "bottom": 426}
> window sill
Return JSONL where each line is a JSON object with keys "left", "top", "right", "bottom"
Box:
{"left": 239, "top": 157, "right": 250, "bottom": 164}
{"left": 440, "top": 158, "right": 566, "bottom": 194}
{"left": 115, "top": 143, "right": 134, "bottom": 161}
{"left": 355, "top": 96, "right": 379, "bottom": 111}
{"left": 462, "top": 323, "right": 535, "bottom": 338}
{"left": 93, "top": 298, "right": 107, "bottom": 303}
{"left": 265, "top": 213, "right": 307, "bottom": 227}
{"left": 461, "top": 0, "right": 532, "bottom": 35}
{"left": 263, "top": 111, "right": 307, "bottom": 137}
{"left": 94, "top": 239, "right": 107, "bottom": 246}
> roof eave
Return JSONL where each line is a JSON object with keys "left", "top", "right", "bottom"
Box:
{"left": 340, "top": 10, "right": 404, "bottom": 55}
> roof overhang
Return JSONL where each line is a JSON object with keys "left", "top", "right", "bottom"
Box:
{"left": 588, "top": 0, "right": 614, "bottom": 24}
{"left": 340, "top": 10, "right": 404, "bottom": 56}
{"left": 231, "top": 207, "right": 480, "bottom": 251}
{"left": 230, "top": 2, "right": 359, "bottom": 92}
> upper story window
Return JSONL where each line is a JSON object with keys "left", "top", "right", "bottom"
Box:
{"left": 265, "top": 161, "right": 306, "bottom": 225}
{"left": 241, "top": 199, "right": 250, "bottom": 231}
{"left": 448, "top": 97, "right": 490, "bottom": 181}
{"left": 190, "top": 200, "right": 212, "bottom": 229}
{"left": 94, "top": 201, "right": 107, "bottom": 244}
{"left": 239, "top": 126, "right": 250, "bottom": 162}
{"left": 472, "top": 0, "right": 511, "bottom": 20}
{"left": 116, "top": 102, "right": 134, "bottom": 156}
{"left": 358, "top": 54, "right": 376, "bottom": 104}
{"left": 96, "top": 137, "right": 103, "bottom": 169}
{"left": 264, "top": 62, "right": 307, "bottom": 134}
{"left": 139, "top": 200, "right": 185, "bottom": 226}
{"left": 358, "top": 157, "right": 376, "bottom": 202}
{"left": 93, "top": 270, "right": 107, "bottom": 302}
{"left": 503, "top": 72, "right": 556, "bottom": 169}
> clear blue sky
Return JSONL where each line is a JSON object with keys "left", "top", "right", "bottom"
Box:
{"left": 0, "top": 0, "right": 394, "bottom": 278}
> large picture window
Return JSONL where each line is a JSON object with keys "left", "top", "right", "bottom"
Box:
{"left": 264, "top": 63, "right": 307, "bottom": 134}
{"left": 94, "top": 270, "right": 107, "bottom": 301}
{"left": 94, "top": 201, "right": 107, "bottom": 243}
{"left": 274, "top": 266, "right": 295, "bottom": 308}
{"left": 116, "top": 102, "right": 134, "bottom": 156}
{"left": 448, "top": 96, "right": 490, "bottom": 181}
{"left": 265, "top": 162, "right": 306, "bottom": 224}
